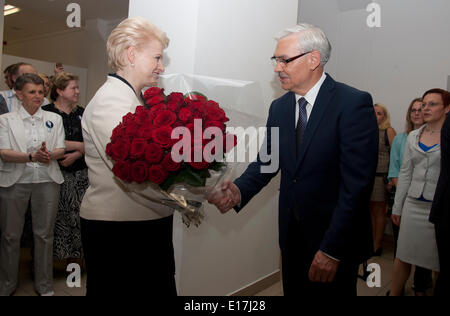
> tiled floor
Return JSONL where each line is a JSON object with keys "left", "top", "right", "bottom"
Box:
{"left": 11, "top": 233, "right": 434, "bottom": 296}
{"left": 255, "top": 233, "right": 436, "bottom": 296}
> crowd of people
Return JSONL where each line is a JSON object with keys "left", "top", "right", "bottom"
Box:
{"left": 0, "top": 17, "right": 448, "bottom": 297}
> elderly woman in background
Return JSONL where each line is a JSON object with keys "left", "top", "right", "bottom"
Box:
{"left": 388, "top": 98, "right": 432, "bottom": 295}
{"left": 80, "top": 17, "right": 176, "bottom": 296}
{"left": 371, "top": 103, "right": 396, "bottom": 256}
{"left": 42, "top": 72, "right": 88, "bottom": 264}
{"left": 389, "top": 89, "right": 450, "bottom": 296}
{"left": 0, "top": 74, "right": 65, "bottom": 296}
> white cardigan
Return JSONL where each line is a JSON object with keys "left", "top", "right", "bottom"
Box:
{"left": 80, "top": 76, "right": 174, "bottom": 221}
{"left": 0, "top": 108, "right": 65, "bottom": 187}
{"left": 392, "top": 125, "right": 441, "bottom": 216}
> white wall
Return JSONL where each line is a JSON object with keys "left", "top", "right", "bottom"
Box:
{"left": 0, "top": 54, "right": 88, "bottom": 106}
{"left": 298, "top": 0, "right": 450, "bottom": 133}
{"left": 129, "top": 0, "right": 298, "bottom": 295}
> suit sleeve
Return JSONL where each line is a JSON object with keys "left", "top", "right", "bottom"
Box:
{"left": 320, "top": 92, "right": 378, "bottom": 259}
{"left": 234, "top": 102, "right": 280, "bottom": 211}
{"left": 430, "top": 115, "right": 450, "bottom": 224}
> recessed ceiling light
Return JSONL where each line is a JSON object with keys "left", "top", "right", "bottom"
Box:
{"left": 4, "top": 4, "right": 21, "bottom": 16}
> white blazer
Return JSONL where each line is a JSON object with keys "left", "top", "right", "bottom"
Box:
{"left": 81, "top": 75, "right": 174, "bottom": 221}
{"left": 0, "top": 108, "right": 65, "bottom": 187}
{"left": 392, "top": 125, "right": 441, "bottom": 216}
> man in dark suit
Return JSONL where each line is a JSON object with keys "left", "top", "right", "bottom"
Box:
{"left": 208, "top": 24, "right": 378, "bottom": 296}
{"left": 430, "top": 109, "right": 450, "bottom": 297}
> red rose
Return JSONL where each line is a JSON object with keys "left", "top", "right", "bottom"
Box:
{"left": 112, "top": 160, "right": 132, "bottom": 182}
{"left": 167, "top": 100, "right": 181, "bottom": 112}
{"left": 149, "top": 103, "right": 168, "bottom": 121}
{"left": 125, "top": 122, "right": 139, "bottom": 137}
{"left": 178, "top": 108, "right": 192, "bottom": 123}
{"left": 106, "top": 142, "right": 113, "bottom": 157}
{"left": 145, "top": 143, "right": 164, "bottom": 164}
{"left": 206, "top": 106, "right": 228, "bottom": 123}
{"left": 148, "top": 165, "right": 168, "bottom": 185}
{"left": 168, "top": 92, "right": 184, "bottom": 103}
{"left": 207, "top": 100, "right": 220, "bottom": 108}
{"left": 147, "top": 95, "right": 166, "bottom": 107}
{"left": 162, "top": 154, "right": 181, "bottom": 172}
{"left": 154, "top": 110, "right": 177, "bottom": 128}
{"left": 130, "top": 138, "right": 147, "bottom": 159}
{"left": 110, "top": 139, "right": 130, "bottom": 161}
{"left": 144, "top": 87, "right": 164, "bottom": 102}
{"left": 111, "top": 123, "right": 126, "bottom": 142}
{"left": 135, "top": 108, "right": 150, "bottom": 125}
{"left": 188, "top": 161, "right": 210, "bottom": 170}
{"left": 122, "top": 112, "right": 135, "bottom": 125}
{"left": 131, "top": 161, "right": 149, "bottom": 184}
{"left": 204, "top": 120, "right": 225, "bottom": 132}
{"left": 185, "top": 93, "right": 207, "bottom": 103}
{"left": 152, "top": 126, "right": 174, "bottom": 148}
{"left": 138, "top": 126, "right": 154, "bottom": 139}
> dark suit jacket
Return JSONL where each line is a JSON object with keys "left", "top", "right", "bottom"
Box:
{"left": 234, "top": 74, "right": 378, "bottom": 264}
{"left": 0, "top": 95, "right": 8, "bottom": 115}
{"left": 430, "top": 113, "right": 450, "bottom": 228}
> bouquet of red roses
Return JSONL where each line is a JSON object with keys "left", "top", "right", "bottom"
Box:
{"left": 106, "top": 87, "right": 236, "bottom": 226}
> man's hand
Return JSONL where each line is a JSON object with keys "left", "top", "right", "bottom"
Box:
{"left": 54, "top": 63, "right": 64, "bottom": 74}
{"left": 308, "top": 250, "right": 339, "bottom": 283}
{"left": 59, "top": 151, "right": 82, "bottom": 168}
{"left": 207, "top": 180, "right": 241, "bottom": 213}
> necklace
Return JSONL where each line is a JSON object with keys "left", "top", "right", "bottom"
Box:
{"left": 425, "top": 128, "right": 440, "bottom": 135}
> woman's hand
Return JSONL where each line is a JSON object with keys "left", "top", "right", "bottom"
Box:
{"left": 59, "top": 151, "right": 82, "bottom": 167}
{"left": 34, "top": 148, "right": 51, "bottom": 164}
{"left": 391, "top": 214, "right": 401, "bottom": 226}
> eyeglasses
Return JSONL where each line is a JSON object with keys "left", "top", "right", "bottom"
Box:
{"left": 271, "top": 51, "right": 312, "bottom": 68}
{"left": 411, "top": 109, "right": 422, "bottom": 114}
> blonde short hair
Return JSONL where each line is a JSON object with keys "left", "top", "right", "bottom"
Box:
{"left": 374, "top": 103, "right": 392, "bottom": 130}
{"left": 107, "top": 17, "right": 169, "bottom": 72}
{"left": 50, "top": 72, "right": 79, "bottom": 102}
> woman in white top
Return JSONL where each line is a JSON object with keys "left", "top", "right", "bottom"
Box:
{"left": 80, "top": 17, "right": 176, "bottom": 296}
{"left": 389, "top": 88, "right": 450, "bottom": 296}
{"left": 0, "top": 74, "right": 65, "bottom": 296}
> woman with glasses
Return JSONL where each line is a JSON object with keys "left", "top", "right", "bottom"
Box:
{"left": 371, "top": 103, "right": 396, "bottom": 256}
{"left": 389, "top": 88, "right": 450, "bottom": 296}
{"left": 388, "top": 98, "right": 433, "bottom": 295}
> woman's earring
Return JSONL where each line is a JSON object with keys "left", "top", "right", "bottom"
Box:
{"left": 131, "top": 63, "right": 135, "bottom": 68}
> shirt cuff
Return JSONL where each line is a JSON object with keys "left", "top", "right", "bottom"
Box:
{"left": 322, "top": 251, "right": 340, "bottom": 262}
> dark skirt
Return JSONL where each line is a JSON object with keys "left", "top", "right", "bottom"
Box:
{"left": 53, "top": 169, "right": 89, "bottom": 260}
{"left": 80, "top": 215, "right": 177, "bottom": 296}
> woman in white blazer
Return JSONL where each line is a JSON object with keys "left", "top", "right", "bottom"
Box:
{"left": 0, "top": 74, "right": 66, "bottom": 296}
{"left": 80, "top": 17, "right": 176, "bottom": 296}
{"left": 389, "top": 88, "right": 450, "bottom": 296}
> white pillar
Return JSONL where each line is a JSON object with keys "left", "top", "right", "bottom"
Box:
{"left": 129, "top": 0, "right": 298, "bottom": 295}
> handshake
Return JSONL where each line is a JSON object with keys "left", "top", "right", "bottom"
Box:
{"left": 207, "top": 180, "right": 241, "bottom": 213}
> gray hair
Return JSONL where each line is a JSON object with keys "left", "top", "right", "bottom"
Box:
{"left": 276, "top": 23, "right": 331, "bottom": 66}
{"left": 14, "top": 73, "right": 44, "bottom": 91}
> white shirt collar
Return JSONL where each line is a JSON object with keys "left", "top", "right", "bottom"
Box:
{"left": 19, "top": 105, "right": 44, "bottom": 120}
{"left": 295, "top": 72, "right": 327, "bottom": 107}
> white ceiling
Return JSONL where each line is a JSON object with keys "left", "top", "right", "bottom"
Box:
{"left": 4, "top": 0, "right": 129, "bottom": 43}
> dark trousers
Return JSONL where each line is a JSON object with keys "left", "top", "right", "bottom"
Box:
{"left": 434, "top": 225, "right": 449, "bottom": 296}
{"left": 281, "top": 217, "right": 359, "bottom": 296}
{"left": 392, "top": 223, "right": 432, "bottom": 292}
{"left": 80, "top": 216, "right": 177, "bottom": 296}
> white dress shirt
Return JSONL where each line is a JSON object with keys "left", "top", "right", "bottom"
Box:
{"left": 16, "top": 107, "right": 53, "bottom": 184}
{"left": 294, "top": 72, "right": 327, "bottom": 127}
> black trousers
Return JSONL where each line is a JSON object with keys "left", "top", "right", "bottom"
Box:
{"left": 80, "top": 216, "right": 177, "bottom": 296}
{"left": 281, "top": 216, "right": 359, "bottom": 296}
{"left": 434, "top": 225, "right": 449, "bottom": 296}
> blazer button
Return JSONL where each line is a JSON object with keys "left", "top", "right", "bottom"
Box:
{"left": 293, "top": 179, "right": 297, "bottom": 184}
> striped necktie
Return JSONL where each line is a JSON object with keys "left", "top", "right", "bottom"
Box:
{"left": 296, "top": 97, "right": 308, "bottom": 156}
